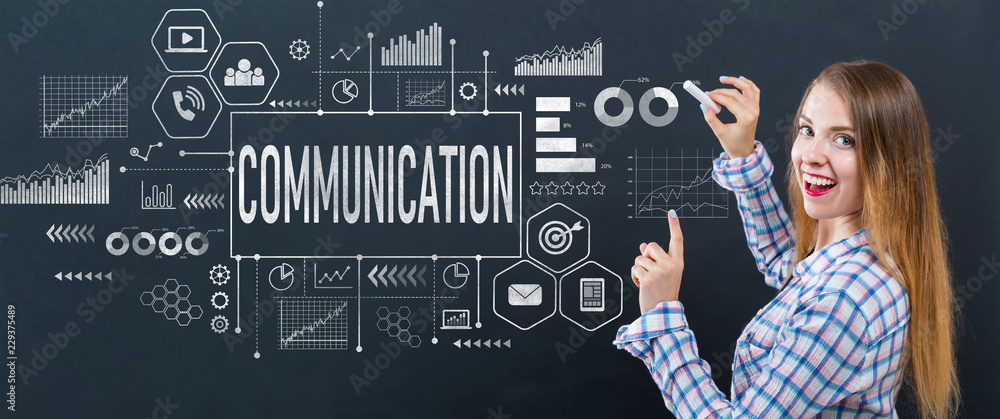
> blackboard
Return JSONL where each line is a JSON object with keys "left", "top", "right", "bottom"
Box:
{"left": 1, "top": 0, "right": 997, "bottom": 417}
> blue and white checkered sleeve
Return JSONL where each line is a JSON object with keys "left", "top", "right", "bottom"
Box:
{"left": 712, "top": 141, "right": 796, "bottom": 289}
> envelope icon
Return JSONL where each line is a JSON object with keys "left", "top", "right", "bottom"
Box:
{"left": 508, "top": 284, "right": 542, "bottom": 306}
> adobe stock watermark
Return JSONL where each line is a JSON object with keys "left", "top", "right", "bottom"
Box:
{"left": 929, "top": 126, "right": 960, "bottom": 161}
{"left": 955, "top": 254, "right": 998, "bottom": 305}
{"left": 544, "top": 0, "right": 589, "bottom": 31}
{"left": 144, "top": 396, "right": 180, "bottom": 419}
{"left": 876, "top": 0, "right": 928, "bottom": 41}
{"left": 348, "top": 282, "right": 465, "bottom": 395}
{"left": 672, "top": 0, "right": 752, "bottom": 74}
{"left": 6, "top": 0, "right": 72, "bottom": 54}
{"left": 338, "top": 0, "right": 407, "bottom": 53}
{"left": 16, "top": 268, "right": 136, "bottom": 386}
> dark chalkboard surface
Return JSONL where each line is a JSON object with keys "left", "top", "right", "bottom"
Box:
{"left": 1, "top": 1, "right": 997, "bottom": 417}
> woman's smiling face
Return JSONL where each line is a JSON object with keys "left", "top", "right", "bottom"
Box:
{"left": 791, "top": 83, "right": 864, "bottom": 221}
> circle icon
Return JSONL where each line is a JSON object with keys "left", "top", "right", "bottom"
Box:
{"left": 459, "top": 82, "right": 477, "bottom": 100}
{"left": 539, "top": 220, "right": 584, "bottom": 255}
{"left": 442, "top": 262, "right": 470, "bottom": 289}
{"left": 594, "top": 87, "right": 633, "bottom": 127}
{"left": 639, "top": 87, "right": 679, "bottom": 127}
{"left": 332, "top": 79, "right": 358, "bottom": 104}
{"left": 211, "top": 315, "right": 229, "bottom": 333}
{"left": 269, "top": 263, "right": 295, "bottom": 291}
{"left": 289, "top": 39, "right": 310, "bottom": 60}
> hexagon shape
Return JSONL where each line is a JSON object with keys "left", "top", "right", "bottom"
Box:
{"left": 408, "top": 336, "right": 422, "bottom": 348}
{"left": 140, "top": 292, "right": 155, "bottom": 306}
{"left": 493, "top": 260, "right": 557, "bottom": 330}
{"left": 189, "top": 305, "right": 204, "bottom": 320}
{"left": 176, "top": 298, "right": 192, "bottom": 313}
{"left": 376, "top": 318, "right": 390, "bottom": 331}
{"left": 151, "top": 299, "right": 167, "bottom": 314}
{"left": 175, "top": 311, "right": 193, "bottom": 326}
{"left": 176, "top": 285, "right": 191, "bottom": 299}
{"left": 164, "top": 305, "right": 180, "bottom": 321}
{"left": 397, "top": 306, "right": 411, "bottom": 318}
{"left": 376, "top": 306, "right": 390, "bottom": 319}
{"left": 527, "top": 203, "right": 590, "bottom": 274}
{"left": 152, "top": 75, "right": 222, "bottom": 139}
{"left": 209, "top": 41, "right": 279, "bottom": 105}
{"left": 163, "top": 279, "right": 180, "bottom": 293}
{"left": 397, "top": 318, "right": 411, "bottom": 331}
{"left": 558, "top": 261, "right": 624, "bottom": 332}
{"left": 386, "top": 324, "right": 400, "bottom": 338}
{"left": 151, "top": 9, "right": 222, "bottom": 73}
{"left": 151, "top": 285, "right": 167, "bottom": 299}
{"left": 164, "top": 292, "right": 180, "bottom": 307}
{"left": 386, "top": 312, "right": 400, "bottom": 325}
{"left": 397, "top": 329, "right": 411, "bottom": 343}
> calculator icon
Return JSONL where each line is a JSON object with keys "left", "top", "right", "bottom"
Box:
{"left": 579, "top": 278, "right": 605, "bottom": 312}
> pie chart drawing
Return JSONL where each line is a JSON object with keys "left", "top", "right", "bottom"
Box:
{"left": 269, "top": 263, "right": 295, "bottom": 291}
{"left": 443, "top": 262, "right": 470, "bottom": 289}
{"left": 332, "top": 78, "right": 358, "bottom": 104}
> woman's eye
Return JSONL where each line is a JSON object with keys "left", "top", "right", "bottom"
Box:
{"left": 834, "top": 136, "right": 854, "bottom": 147}
{"left": 798, "top": 125, "right": 814, "bottom": 136}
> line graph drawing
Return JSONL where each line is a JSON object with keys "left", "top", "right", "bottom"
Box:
{"left": 40, "top": 75, "right": 128, "bottom": 138}
{"left": 278, "top": 299, "right": 349, "bottom": 350}
{"left": 0, "top": 155, "right": 109, "bottom": 204}
{"left": 514, "top": 38, "right": 602, "bottom": 76}
{"left": 316, "top": 263, "right": 352, "bottom": 289}
{"left": 631, "top": 149, "right": 729, "bottom": 219}
{"left": 405, "top": 79, "right": 446, "bottom": 106}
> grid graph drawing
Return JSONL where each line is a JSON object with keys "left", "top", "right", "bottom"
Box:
{"left": 278, "top": 299, "right": 349, "bottom": 350}
{"left": 633, "top": 149, "right": 729, "bottom": 219}
{"left": 40, "top": 75, "right": 128, "bottom": 138}
{"left": 405, "top": 79, "right": 447, "bottom": 107}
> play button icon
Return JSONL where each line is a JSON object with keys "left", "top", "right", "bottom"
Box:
{"left": 181, "top": 32, "right": 193, "bottom": 44}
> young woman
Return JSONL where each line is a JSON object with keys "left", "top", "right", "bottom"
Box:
{"left": 615, "top": 62, "right": 959, "bottom": 418}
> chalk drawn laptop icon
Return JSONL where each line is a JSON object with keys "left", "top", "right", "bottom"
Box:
{"left": 166, "top": 26, "right": 207, "bottom": 53}
{"left": 508, "top": 284, "right": 542, "bottom": 306}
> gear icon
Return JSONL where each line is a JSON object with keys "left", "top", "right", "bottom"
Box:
{"left": 210, "top": 315, "right": 229, "bottom": 334}
{"left": 289, "top": 39, "right": 310, "bottom": 60}
{"left": 211, "top": 291, "right": 229, "bottom": 310}
{"left": 459, "top": 82, "right": 477, "bottom": 100}
{"left": 209, "top": 264, "right": 230, "bottom": 286}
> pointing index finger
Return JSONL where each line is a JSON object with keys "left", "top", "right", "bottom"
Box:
{"left": 667, "top": 209, "right": 683, "bottom": 259}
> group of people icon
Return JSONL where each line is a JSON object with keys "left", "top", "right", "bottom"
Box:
{"left": 223, "top": 58, "right": 264, "bottom": 86}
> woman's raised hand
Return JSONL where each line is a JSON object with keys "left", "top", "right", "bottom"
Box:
{"left": 701, "top": 76, "right": 760, "bottom": 159}
{"left": 631, "top": 211, "right": 685, "bottom": 315}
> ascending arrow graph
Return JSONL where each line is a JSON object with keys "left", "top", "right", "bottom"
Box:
{"left": 631, "top": 149, "right": 729, "bottom": 219}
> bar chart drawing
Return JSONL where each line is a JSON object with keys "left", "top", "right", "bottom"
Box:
{"left": 278, "top": 299, "right": 349, "bottom": 350}
{"left": 40, "top": 75, "right": 128, "bottom": 138}
{"left": 380, "top": 23, "right": 443, "bottom": 66}
{"left": 514, "top": 38, "right": 602, "bottom": 76}
{"left": 405, "top": 79, "right": 447, "bottom": 107}
{"left": 0, "top": 155, "right": 110, "bottom": 205}
{"left": 632, "top": 149, "right": 729, "bottom": 219}
{"left": 141, "top": 182, "right": 174, "bottom": 210}
{"left": 441, "top": 309, "right": 472, "bottom": 330}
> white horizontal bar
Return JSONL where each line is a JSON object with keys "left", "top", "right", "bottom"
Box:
{"left": 536, "top": 158, "right": 595, "bottom": 173}
{"left": 535, "top": 117, "right": 560, "bottom": 132}
{"left": 536, "top": 138, "right": 577, "bottom": 153}
{"left": 535, "top": 97, "right": 571, "bottom": 112}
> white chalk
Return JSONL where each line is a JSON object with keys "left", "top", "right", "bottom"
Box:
{"left": 683, "top": 80, "right": 720, "bottom": 113}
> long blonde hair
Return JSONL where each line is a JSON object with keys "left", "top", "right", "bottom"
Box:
{"left": 783, "top": 61, "right": 959, "bottom": 418}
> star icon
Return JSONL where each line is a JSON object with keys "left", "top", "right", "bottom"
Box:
{"left": 529, "top": 181, "right": 543, "bottom": 195}
{"left": 576, "top": 181, "right": 590, "bottom": 195}
{"left": 544, "top": 181, "right": 559, "bottom": 195}
{"left": 560, "top": 181, "right": 575, "bottom": 195}
{"left": 592, "top": 181, "right": 606, "bottom": 195}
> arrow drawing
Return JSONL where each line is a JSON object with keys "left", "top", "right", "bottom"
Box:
{"left": 46, "top": 224, "right": 96, "bottom": 243}
{"left": 183, "top": 193, "right": 225, "bottom": 209}
{"left": 367, "top": 265, "right": 428, "bottom": 287}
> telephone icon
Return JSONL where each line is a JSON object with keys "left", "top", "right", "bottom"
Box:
{"left": 171, "top": 85, "right": 205, "bottom": 121}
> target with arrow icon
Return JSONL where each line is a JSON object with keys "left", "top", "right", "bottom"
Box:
{"left": 527, "top": 203, "right": 590, "bottom": 273}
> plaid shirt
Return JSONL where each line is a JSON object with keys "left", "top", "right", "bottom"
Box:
{"left": 614, "top": 141, "right": 909, "bottom": 418}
